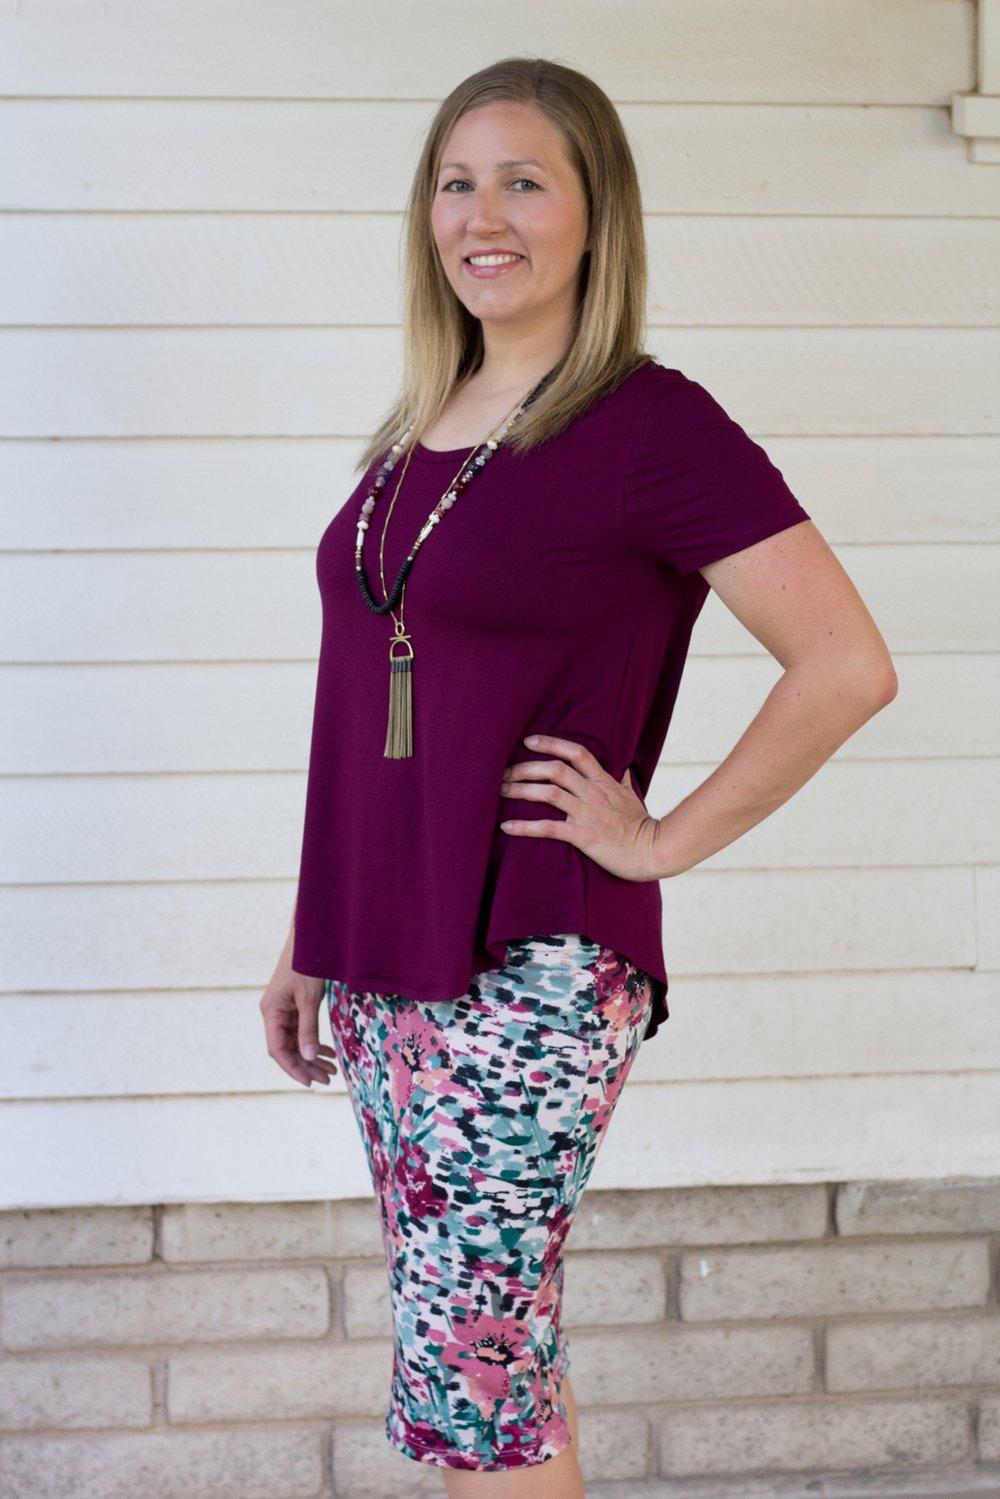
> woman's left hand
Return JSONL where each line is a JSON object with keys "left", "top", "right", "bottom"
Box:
{"left": 499, "top": 734, "right": 665, "bottom": 883}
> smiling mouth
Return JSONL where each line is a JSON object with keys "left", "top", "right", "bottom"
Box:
{"left": 465, "top": 253, "right": 525, "bottom": 267}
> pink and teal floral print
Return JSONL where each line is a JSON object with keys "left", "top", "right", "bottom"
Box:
{"left": 325, "top": 933, "right": 654, "bottom": 1471}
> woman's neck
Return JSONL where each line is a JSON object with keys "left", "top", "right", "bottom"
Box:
{"left": 471, "top": 323, "right": 572, "bottom": 397}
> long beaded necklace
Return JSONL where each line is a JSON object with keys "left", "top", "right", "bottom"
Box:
{"left": 355, "top": 368, "right": 555, "bottom": 758}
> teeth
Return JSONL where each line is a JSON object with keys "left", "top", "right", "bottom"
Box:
{"left": 468, "top": 254, "right": 522, "bottom": 266}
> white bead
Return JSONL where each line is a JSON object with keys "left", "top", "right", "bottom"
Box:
{"left": 357, "top": 519, "right": 368, "bottom": 531}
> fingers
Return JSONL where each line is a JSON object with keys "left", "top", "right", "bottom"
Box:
{"left": 499, "top": 777, "right": 575, "bottom": 814}
{"left": 298, "top": 993, "right": 321, "bottom": 1062}
{"left": 260, "top": 983, "right": 339, "bottom": 1088}
{"left": 500, "top": 817, "right": 572, "bottom": 839}
{"left": 519, "top": 734, "right": 599, "bottom": 773}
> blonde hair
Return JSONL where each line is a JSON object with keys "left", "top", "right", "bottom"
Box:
{"left": 356, "top": 55, "right": 653, "bottom": 475}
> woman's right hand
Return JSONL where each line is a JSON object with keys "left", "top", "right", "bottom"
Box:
{"left": 259, "top": 932, "right": 339, "bottom": 1087}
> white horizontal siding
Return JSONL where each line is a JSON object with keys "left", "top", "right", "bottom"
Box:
{"left": 4, "top": 760, "right": 999, "bottom": 886}
{"left": 0, "top": 868, "right": 980, "bottom": 993}
{"left": 3, "top": 1070, "right": 998, "bottom": 1210}
{"left": 0, "top": 0, "right": 973, "bottom": 102}
{"left": 2, "top": 435, "right": 998, "bottom": 549}
{"left": 1, "top": 0, "right": 997, "bottom": 1208}
{"left": 1, "top": 545, "right": 996, "bottom": 661}
{"left": 2, "top": 215, "right": 998, "bottom": 327}
{"left": 2, "top": 329, "right": 999, "bottom": 437}
{"left": 3, "top": 971, "right": 998, "bottom": 1100}
{"left": 4, "top": 100, "right": 998, "bottom": 215}
{"left": 1, "top": 654, "right": 997, "bottom": 776}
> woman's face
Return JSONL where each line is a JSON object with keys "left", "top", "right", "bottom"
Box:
{"left": 430, "top": 100, "right": 591, "bottom": 348}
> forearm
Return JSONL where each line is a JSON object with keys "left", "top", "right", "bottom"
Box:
{"left": 653, "top": 661, "right": 895, "bottom": 879}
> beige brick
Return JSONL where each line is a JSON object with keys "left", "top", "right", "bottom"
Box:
{"left": 679, "top": 1239, "right": 990, "bottom": 1322}
{"left": 837, "top": 1177, "right": 1000, "bottom": 1236}
{"left": 565, "top": 1324, "right": 813, "bottom": 1404}
{"left": 343, "top": 1263, "right": 392, "bottom": 1339}
{"left": 1, "top": 1266, "right": 330, "bottom": 1350}
{"left": 0, "top": 1428, "right": 323, "bottom": 1499}
{"left": 0, "top": 1355, "right": 151, "bottom": 1430}
{"left": 167, "top": 1339, "right": 392, "bottom": 1422}
{"left": 0, "top": 1206, "right": 152, "bottom": 1268}
{"left": 331, "top": 1419, "right": 443, "bottom": 1496}
{"left": 570, "top": 1184, "right": 827, "bottom": 1250}
{"left": 576, "top": 1406, "right": 649, "bottom": 1481}
{"left": 563, "top": 1252, "right": 667, "bottom": 1327}
{"left": 980, "top": 1393, "right": 1000, "bottom": 1461}
{"left": 161, "top": 1197, "right": 383, "bottom": 1262}
{"left": 827, "top": 1314, "right": 1000, "bottom": 1392}
{"left": 657, "top": 1396, "right": 972, "bottom": 1477}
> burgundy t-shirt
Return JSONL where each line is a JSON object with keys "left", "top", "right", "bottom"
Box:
{"left": 292, "top": 359, "right": 810, "bottom": 1043}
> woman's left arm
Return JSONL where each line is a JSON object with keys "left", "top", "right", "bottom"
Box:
{"left": 648, "top": 517, "right": 898, "bottom": 878}
{"left": 499, "top": 519, "right": 899, "bottom": 881}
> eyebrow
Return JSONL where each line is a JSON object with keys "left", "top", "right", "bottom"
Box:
{"left": 438, "top": 158, "right": 546, "bottom": 174}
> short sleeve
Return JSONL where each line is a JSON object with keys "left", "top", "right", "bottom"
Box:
{"left": 623, "top": 374, "right": 811, "bottom": 575}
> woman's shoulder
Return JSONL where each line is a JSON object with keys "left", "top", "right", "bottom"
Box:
{"left": 618, "top": 357, "right": 710, "bottom": 405}
{"left": 602, "top": 358, "right": 703, "bottom": 424}
{"left": 584, "top": 357, "right": 713, "bottom": 435}
{"left": 613, "top": 360, "right": 746, "bottom": 443}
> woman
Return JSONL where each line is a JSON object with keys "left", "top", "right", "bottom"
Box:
{"left": 260, "top": 56, "right": 897, "bottom": 1496}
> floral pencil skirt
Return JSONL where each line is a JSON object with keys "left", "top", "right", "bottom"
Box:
{"left": 324, "top": 932, "right": 655, "bottom": 1472}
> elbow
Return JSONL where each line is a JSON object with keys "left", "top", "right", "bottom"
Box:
{"left": 793, "top": 646, "right": 899, "bottom": 718}
{"left": 871, "top": 653, "right": 900, "bottom": 708}
{"left": 849, "top": 650, "right": 899, "bottom": 718}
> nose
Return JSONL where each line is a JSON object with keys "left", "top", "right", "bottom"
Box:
{"left": 464, "top": 186, "right": 509, "bottom": 235}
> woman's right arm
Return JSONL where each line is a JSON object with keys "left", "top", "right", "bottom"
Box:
{"left": 258, "top": 888, "right": 338, "bottom": 1087}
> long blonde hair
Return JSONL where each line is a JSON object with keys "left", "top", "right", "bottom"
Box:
{"left": 355, "top": 56, "right": 653, "bottom": 475}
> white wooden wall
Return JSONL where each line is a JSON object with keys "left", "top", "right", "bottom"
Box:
{"left": 1, "top": 0, "right": 998, "bottom": 1210}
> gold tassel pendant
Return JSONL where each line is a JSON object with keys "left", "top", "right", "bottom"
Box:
{"left": 384, "top": 622, "right": 414, "bottom": 758}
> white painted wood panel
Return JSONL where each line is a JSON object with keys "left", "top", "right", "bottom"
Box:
{"left": 0, "top": 0, "right": 995, "bottom": 1210}
{"left": 5, "top": 760, "right": 999, "bottom": 885}
{"left": 4, "top": 214, "right": 999, "bottom": 327}
{"left": 0, "top": 440, "right": 363, "bottom": 550}
{"left": 594, "top": 1071, "right": 1000, "bottom": 1191}
{"left": 978, "top": 868, "right": 1000, "bottom": 969}
{"left": 0, "top": 0, "right": 973, "bottom": 103}
{"left": 4, "top": 329, "right": 998, "bottom": 438}
{"left": 3, "top": 971, "right": 997, "bottom": 1101}
{"left": 2, "top": 435, "right": 997, "bottom": 550}
{"left": 3, "top": 1069, "right": 997, "bottom": 1210}
{"left": 0, "top": 545, "right": 994, "bottom": 663}
{"left": 2, "top": 654, "right": 996, "bottom": 776}
{"left": 3, "top": 102, "right": 999, "bottom": 216}
{"left": 0, "top": 663, "right": 321, "bottom": 774}
{"left": 0, "top": 868, "right": 978, "bottom": 996}
{"left": 0, "top": 327, "right": 400, "bottom": 437}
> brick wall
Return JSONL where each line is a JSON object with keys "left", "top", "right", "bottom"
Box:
{"left": 1, "top": 1177, "right": 999, "bottom": 1498}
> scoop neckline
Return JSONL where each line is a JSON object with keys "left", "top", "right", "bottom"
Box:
{"left": 412, "top": 439, "right": 485, "bottom": 463}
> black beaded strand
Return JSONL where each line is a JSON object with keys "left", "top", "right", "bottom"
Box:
{"left": 353, "top": 369, "right": 554, "bottom": 617}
